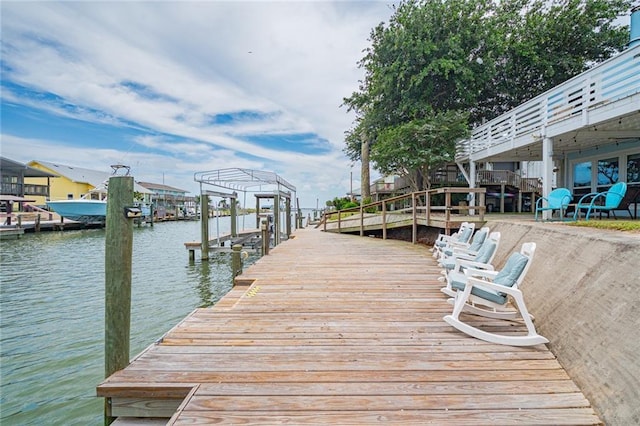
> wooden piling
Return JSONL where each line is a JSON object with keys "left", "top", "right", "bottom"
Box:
{"left": 231, "top": 244, "right": 243, "bottom": 279}
{"left": 261, "top": 219, "right": 269, "bottom": 256}
{"left": 104, "top": 176, "right": 134, "bottom": 425}
{"left": 230, "top": 197, "right": 237, "bottom": 238}
{"left": 35, "top": 214, "right": 41, "bottom": 232}
{"left": 200, "top": 195, "right": 209, "bottom": 261}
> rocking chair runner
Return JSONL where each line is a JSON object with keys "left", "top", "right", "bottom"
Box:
{"left": 443, "top": 242, "right": 548, "bottom": 346}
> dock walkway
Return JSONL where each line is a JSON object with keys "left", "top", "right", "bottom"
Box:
{"left": 98, "top": 228, "right": 600, "bottom": 425}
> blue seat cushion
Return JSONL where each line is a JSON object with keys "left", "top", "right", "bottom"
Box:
{"left": 451, "top": 275, "right": 507, "bottom": 305}
{"left": 450, "top": 252, "right": 529, "bottom": 305}
{"left": 474, "top": 242, "right": 496, "bottom": 264}
{"left": 493, "top": 253, "right": 528, "bottom": 287}
{"left": 468, "top": 230, "right": 487, "bottom": 252}
{"left": 442, "top": 258, "right": 456, "bottom": 270}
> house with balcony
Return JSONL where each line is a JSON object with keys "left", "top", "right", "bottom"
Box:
{"left": 26, "top": 160, "right": 153, "bottom": 205}
{"left": 1, "top": 157, "right": 57, "bottom": 223}
{"left": 454, "top": 17, "right": 640, "bottom": 219}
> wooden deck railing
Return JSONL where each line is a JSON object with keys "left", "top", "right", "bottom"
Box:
{"left": 456, "top": 44, "right": 640, "bottom": 161}
{"left": 322, "top": 187, "right": 486, "bottom": 243}
{"left": 477, "top": 170, "right": 541, "bottom": 193}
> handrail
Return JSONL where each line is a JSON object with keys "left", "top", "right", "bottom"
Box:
{"left": 476, "top": 170, "right": 542, "bottom": 193}
{"left": 321, "top": 187, "right": 486, "bottom": 243}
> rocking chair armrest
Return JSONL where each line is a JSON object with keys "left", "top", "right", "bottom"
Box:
{"left": 462, "top": 267, "right": 498, "bottom": 279}
{"left": 466, "top": 277, "right": 524, "bottom": 298}
{"left": 449, "top": 240, "right": 471, "bottom": 248}
{"left": 454, "top": 259, "right": 498, "bottom": 272}
{"left": 451, "top": 250, "right": 476, "bottom": 261}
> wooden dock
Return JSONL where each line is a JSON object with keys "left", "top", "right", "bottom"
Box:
{"left": 98, "top": 228, "right": 600, "bottom": 425}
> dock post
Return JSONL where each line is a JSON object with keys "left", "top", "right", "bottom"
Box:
{"left": 104, "top": 176, "right": 134, "bottom": 425}
{"left": 35, "top": 214, "right": 41, "bottom": 233}
{"left": 201, "top": 194, "right": 209, "bottom": 261}
{"left": 16, "top": 215, "right": 21, "bottom": 228}
{"left": 285, "top": 197, "right": 291, "bottom": 237}
{"left": 261, "top": 219, "right": 270, "bottom": 256}
{"left": 232, "top": 244, "right": 243, "bottom": 279}
{"left": 230, "top": 195, "right": 237, "bottom": 237}
{"left": 274, "top": 193, "right": 280, "bottom": 245}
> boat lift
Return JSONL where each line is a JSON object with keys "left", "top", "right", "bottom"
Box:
{"left": 192, "top": 168, "right": 297, "bottom": 260}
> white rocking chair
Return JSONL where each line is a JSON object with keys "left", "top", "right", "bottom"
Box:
{"left": 436, "top": 226, "right": 490, "bottom": 263}
{"left": 443, "top": 242, "right": 548, "bottom": 346}
{"left": 439, "top": 231, "right": 501, "bottom": 297}
{"left": 431, "top": 222, "right": 475, "bottom": 258}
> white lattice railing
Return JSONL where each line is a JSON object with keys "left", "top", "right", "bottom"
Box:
{"left": 456, "top": 44, "right": 640, "bottom": 161}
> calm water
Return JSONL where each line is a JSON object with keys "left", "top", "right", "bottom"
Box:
{"left": 0, "top": 216, "right": 260, "bottom": 425}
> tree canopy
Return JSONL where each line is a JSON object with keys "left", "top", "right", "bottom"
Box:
{"left": 343, "top": 0, "right": 631, "bottom": 191}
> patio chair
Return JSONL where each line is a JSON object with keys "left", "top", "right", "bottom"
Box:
{"left": 439, "top": 231, "right": 501, "bottom": 297}
{"left": 437, "top": 226, "right": 489, "bottom": 261}
{"left": 534, "top": 188, "right": 572, "bottom": 221}
{"left": 431, "top": 222, "right": 475, "bottom": 258}
{"left": 573, "top": 182, "right": 627, "bottom": 221}
{"left": 443, "top": 242, "right": 548, "bottom": 346}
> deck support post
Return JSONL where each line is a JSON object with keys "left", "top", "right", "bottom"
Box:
{"left": 230, "top": 193, "right": 237, "bottom": 238}
{"left": 411, "top": 193, "right": 417, "bottom": 244}
{"left": 542, "top": 136, "right": 554, "bottom": 220}
{"left": 382, "top": 200, "right": 387, "bottom": 240}
{"left": 274, "top": 193, "right": 280, "bottom": 245}
{"left": 200, "top": 194, "right": 209, "bottom": 261}
{"left": 285, "top": 197, "right": 291, "bottom": 238}
{"left": 104, "top": 176, "right": 134, "bottom": 425}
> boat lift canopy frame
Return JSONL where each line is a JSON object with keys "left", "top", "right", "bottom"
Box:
{"left": 194, "top": 168, "right": 296, "bottom": 194}
{"left": 193, "top": 168, "right": 297, "bottom": 259}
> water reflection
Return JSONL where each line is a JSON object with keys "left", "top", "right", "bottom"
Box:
{"left": 0, "top": 217, "right": 260, "bottom": 424}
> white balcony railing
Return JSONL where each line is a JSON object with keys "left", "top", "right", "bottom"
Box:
{"left": 456, "top": 44, "right": 640, "bottom": 161}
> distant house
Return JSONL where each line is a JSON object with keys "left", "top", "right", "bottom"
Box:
{"left": 1, "top": 157, "right": 57, "bottom": 200}
{"left": 137, "top": 182, "right": 195, "bottom": 218}
{"left": 1, "top": 157, "right": 57, "bottom": 220}
{"left": 26, "top": 161, "right": 153, "bottom": 205}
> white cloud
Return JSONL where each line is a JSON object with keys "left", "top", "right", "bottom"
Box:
{"left": 1, "top": 1, "right": 393, "bottom": 206}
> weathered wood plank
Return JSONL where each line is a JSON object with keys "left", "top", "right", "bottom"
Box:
{"left": 171, "top": 409, "right": 601, "bottom": 425}
{"left": 97, "top": 228, "right": 600, "bottom": 424}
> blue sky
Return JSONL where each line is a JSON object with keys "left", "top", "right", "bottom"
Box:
{"left": 1, "top": 1, "right": 395, "bottom": 208}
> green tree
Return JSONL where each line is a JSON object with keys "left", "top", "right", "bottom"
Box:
{"left": 344, "top": 0, "right": 631, "bottom": 188}
{"left": 372, "top": 110, "right": 469, "bottom": 191}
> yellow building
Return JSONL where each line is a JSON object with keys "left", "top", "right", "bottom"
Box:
{"left": 25, "top": 161, "right": 152, "bottom": 207}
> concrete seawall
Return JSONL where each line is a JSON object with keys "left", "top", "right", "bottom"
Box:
{"left": 484, "top": 219, "right": 639, "bottom": 425}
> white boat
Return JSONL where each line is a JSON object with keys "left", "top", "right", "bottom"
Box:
{"left": 46, "top": 199, "right": 107, "bottom": 223}
{"left": 46, "top": 199, "right": 151, "bottom": 224}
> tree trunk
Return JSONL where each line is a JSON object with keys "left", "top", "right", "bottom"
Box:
{"left": 361, "top": 135, "right": 371, "bottom": 199}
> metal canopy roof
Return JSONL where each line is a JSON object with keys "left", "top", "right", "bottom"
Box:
{"left": 194, "top": 168, "right": 296, "bottom": 193}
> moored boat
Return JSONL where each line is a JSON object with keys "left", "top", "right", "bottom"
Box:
{"left": 46, "top": 199, "right": 107, "bottom": 223}
{"left": 46, "top": 199, "right": 152, "bottom": 224}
